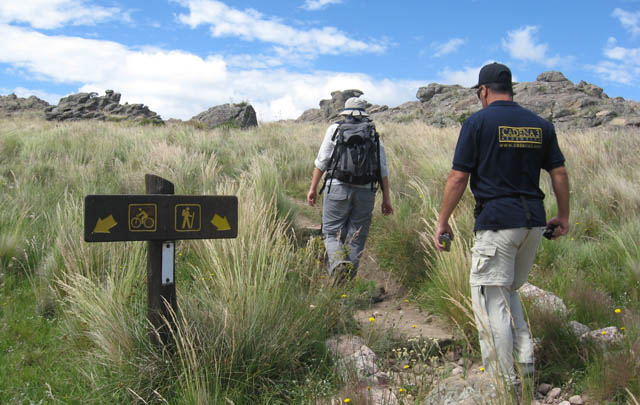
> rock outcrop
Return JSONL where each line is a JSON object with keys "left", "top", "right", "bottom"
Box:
{"left": 297, "top": 89, "right": 388, "bottom": 123}
{"left": 45, "top": 90, "right": 163, "bottom": 124}
{"left": 0, "top": 94, "right": 50, "bottom": 117}
{"left": 298, "top": 72, "right": 640, "bottom": 130}
{"left": 191, "top": 102, "right": 258, "bottom": 129}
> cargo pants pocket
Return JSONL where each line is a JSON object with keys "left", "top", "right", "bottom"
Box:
{"left": 470, "top": 244, "right": 497, "bottom": 276}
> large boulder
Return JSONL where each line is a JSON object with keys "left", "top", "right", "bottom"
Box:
{"left": 191, "top": 102, "right": 258, "bottom": 129}
{"left": 45, "top": 90, "right": 163, "bottom": 124}
{"left": 0, "top": 94, "right": 50, "bottom": 117}
{"left": 423, "top": 372, "right": 498, "bottom": 405}
{"left": 297, "top": 89, "right": 388, "bottom": 123}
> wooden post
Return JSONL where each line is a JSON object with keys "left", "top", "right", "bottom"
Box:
{"left": 145, "top": 174, "right": 177, "bottom": 346}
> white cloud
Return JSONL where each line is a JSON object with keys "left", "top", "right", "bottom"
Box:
{"left": 0, "top": 24, "right": 416, "bottom": 121}
{"left": 438, "top": 66, "right": 480, "bottom": 87}
{"left": 502, "top": 26, "right": 562, "bottom": 68}
{"left": 0, "top": 0, "right": 129, "bottom": 29}
{"left": 438, "top": 63, "right": 520, "bottom": 88}
{"left": 604, "top": 38, "right": 640, "bottom": 64}
{"left": 301, "top": 0, "right": 343, "bottom": 11}
{"left": 589, "top": 61, "right": 636, "bottom": 85}
{"left": 431, "top": 38, "right": 465, "bottom": 58}
{"left": 591, "top": 37, "right": 640, "bottom": 85}
{"left": 613, "top": 8, "right": 640, "bottom": 37}
{"left": 177, "top": 0, "right": 385, "bottom": 56}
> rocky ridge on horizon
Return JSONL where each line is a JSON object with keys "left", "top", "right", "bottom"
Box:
{"left": 44, "top": 90, "right": 163, "bottom": 124}
{"left": 2, "top": 71, "right": 639, "bottom": 130}
{"left": 298, "top": 71, "right": 640, "bottom": 130}
{"left": 0, "top": 93, "right": 51, "bottom": 117}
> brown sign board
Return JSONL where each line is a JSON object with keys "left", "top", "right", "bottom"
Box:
{"left": 84, "top": 195, "right": 238, "bottom": 242}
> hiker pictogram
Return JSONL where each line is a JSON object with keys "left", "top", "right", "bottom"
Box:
{"left": 129, "top": 204, "right": 157, "bottom": 232}
{"left": 175, "top": 204, "right": 201, "bottom": 232}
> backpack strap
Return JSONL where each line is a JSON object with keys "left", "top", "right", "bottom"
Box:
{"left": 318, "top": 124, "right": 342, "bottom": 195}
{"left": 374, "top": 129, "right": 382, "bottom": 192}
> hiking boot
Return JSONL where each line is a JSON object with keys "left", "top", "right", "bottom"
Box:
{"left": 331, "top": 262, "right": 353, "bottom": 287}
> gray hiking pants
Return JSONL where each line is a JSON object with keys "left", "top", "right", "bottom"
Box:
{"left": 322, "top": 183, "right": 375, "bottom": 278}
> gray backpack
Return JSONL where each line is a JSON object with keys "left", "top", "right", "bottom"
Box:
{"left": 321, "top": 117, "right": 382, "bottom": 194}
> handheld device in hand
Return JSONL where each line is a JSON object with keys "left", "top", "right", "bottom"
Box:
{"left": 439, "top": 232, "right": 452, "bottom": 251}
{"left": 543, "top": 224, "right": 558, "bottom": 240}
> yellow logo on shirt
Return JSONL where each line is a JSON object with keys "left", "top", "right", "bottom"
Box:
{"left": 498, "top": 126, "right": 542, "bottom": 145}
{"left": 498, "top": 126, "right": 542, "bottom": 148}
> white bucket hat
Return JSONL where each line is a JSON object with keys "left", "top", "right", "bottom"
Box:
{"left": 339, "top": 97, "right": 369, "bottom": 117}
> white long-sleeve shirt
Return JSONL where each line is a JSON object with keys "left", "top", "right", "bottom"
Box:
{"left": 314, "top": 122, "right": 389, "bottom": 188}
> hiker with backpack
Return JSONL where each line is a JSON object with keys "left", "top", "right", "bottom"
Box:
{"left": 307, "top": 97, "right": 393, "bottom": 282}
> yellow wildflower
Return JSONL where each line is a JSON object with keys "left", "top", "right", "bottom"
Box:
{"left": 615, "top": 308, "right": 621, "bottom": 314}
{"left": 411, "top": 324, "right": 417, "bottom": 328}
{"left": 369, "top": 317, "right": 376, "bottom": 323}
{"left": 602, "top": 330, "right": 607, "bottom": 335}
{"left": 399, "top": 388, "right": 406, "bottom": 393}
{"left": 621, "top": 327, "right": 626, "bottom": 331}
{"left": 403, "top": 365, "right": 410, "bottom": 369}
{"left": 344, "top": 399, "right": 351, "bottom": 403}
{"left": 404, "top": 299, "right": 409, "bottom": 303}
{"left": 480, "top": 367, "right": 485, "bottom": 372}
{"left": 341, "top": 294, "right": 347, "bottom": 298}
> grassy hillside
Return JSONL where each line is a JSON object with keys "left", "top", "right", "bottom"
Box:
{"left": 0, "top": 117, "right": 638, "bottom": 403}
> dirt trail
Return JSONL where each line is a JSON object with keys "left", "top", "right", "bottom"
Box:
{"left": 292, "top": 198, "right": 454, "bottom": 344}
{"left": 353, "top": 252, "right": 454, "bottom": 344}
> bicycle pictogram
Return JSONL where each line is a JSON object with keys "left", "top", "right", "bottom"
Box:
{"left": 129, "top": 204, "right": 157, "bottom": 232}
{"left": 131, "top": 208, "right": 155, "bottom": 229}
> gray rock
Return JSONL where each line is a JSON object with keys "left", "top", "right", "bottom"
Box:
{"left": 537, "top": 383, "right": 552, "bottom": 395}
{"left": 547, "top": 387, "right": 562, "bottom": 401}
{"left": 569, "top": 321, "right": 591, "bottom": 338}
{"left": 326, "top": 334, "right": 366, "bottom": 357}
{"left": 45, "top": 90, "right": 163, "bottom": 124}
{"left": 423, "top": 373, "right": 498, "bottom": 405}
{"left": 519, "top": 283, "right": 567, "bottom": 314}
{"left": 580, "top": 326, "right": 623, "bottom": 347}
{"left": 297, "top": 89, "right": 388, "bottom": 123}
{"left": 326, "top": 335, "right": 378, "bottom": 379}
{"left": 569, "top": 394, "right": 584, "bottom": 404}
{"left": 191, "top": 102, "right": 257, "bottom": 129}
{"left": 537, "top": 71, "right": 570, "bottom": 82}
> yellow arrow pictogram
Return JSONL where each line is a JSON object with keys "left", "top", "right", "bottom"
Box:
{"left": 93, "top": 214, "right": 118, "bottom": 233}
{"left": 211, "top": 214, "right": 231, "bottom": 231}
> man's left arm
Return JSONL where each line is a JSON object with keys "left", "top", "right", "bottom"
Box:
{"left": 547, "top": 166, "right": 570, "bottom": 238}
{"left": 434, "top": 169, "right": 470, "bottom": 250}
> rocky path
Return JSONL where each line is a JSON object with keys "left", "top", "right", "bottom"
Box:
{"left": 293, "top": 200, "right": 593, "bottom": 404}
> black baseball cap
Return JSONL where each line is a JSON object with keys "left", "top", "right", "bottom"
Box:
{"left": 472, "top": 62, "right": 512, "bottom": 88}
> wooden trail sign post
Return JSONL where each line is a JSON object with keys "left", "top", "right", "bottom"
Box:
{"left": 84, "top": 174, "right": 238, "bottom": 345}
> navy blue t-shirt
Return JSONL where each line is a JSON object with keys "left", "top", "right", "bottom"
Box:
{"left": 452, "top": 100, "right": 565, "bottom": 231}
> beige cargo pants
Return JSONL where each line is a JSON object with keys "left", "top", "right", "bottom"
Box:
{"left": 470, "top": 227, "right": 544, "bottom": 384}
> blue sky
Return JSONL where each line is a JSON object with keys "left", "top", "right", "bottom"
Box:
{"left": 1, "top": 0, "right": 639, "bottom": 121}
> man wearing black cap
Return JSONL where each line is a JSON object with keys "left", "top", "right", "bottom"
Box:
{"left": 434, "top": 63, "right": 570, "bottom": 386}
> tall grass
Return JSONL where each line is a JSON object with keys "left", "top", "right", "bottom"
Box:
{"left": 1, "top": 116, "right": 639, "bottom": 402}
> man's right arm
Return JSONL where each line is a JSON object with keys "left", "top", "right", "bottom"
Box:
{"left": 547, "top": 166, "right": 570, "bottom": 238}
{"left": 307, "top": 124, "right": 338, "bottom": 206}
{"left": 434, "top": 169, "right": 470, "bottom": 250}
{"left": 307, "top": 167, "right": 324, "bottom": 206}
